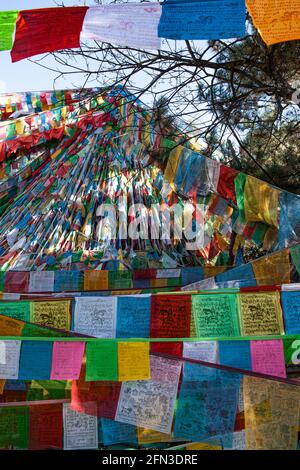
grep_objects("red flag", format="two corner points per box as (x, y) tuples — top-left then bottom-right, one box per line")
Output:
(11, 7), (88, 62)
(217, 165), (238, 204)
(28, 404), (63, 450)
(150, 294), (191, 338)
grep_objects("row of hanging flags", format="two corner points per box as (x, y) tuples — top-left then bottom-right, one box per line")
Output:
(0, 300), (299, 450)
(0, 348), (299, 450)
(0, 242), (297, 293)
(0, 0), (299, 62)
(1, 86), (300, 449)
(1, 287), (300, 338)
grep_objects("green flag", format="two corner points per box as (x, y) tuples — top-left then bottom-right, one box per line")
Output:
(0, 11), (19, 51)
(0, 406), (29, 449)
(290, 245), (300, 275)
(86, 341), (118, 381)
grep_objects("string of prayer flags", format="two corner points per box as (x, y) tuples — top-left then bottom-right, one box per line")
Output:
(1, 334), (296, 385)
(238, 291), (284, 336)
(0, 343), (298, 449)
(11, 7), (89, 62)
(158, 0), (246, 40)
(81, 4), (162, 50)
(2, 286), (300, 341)
(1, 3), (300, 62)
(0, 78), (299, 278)
(246, 0), (300, 46)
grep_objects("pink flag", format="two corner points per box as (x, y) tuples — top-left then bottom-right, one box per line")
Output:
(50, 341), (85, 380)
(250, 340), (286, 378)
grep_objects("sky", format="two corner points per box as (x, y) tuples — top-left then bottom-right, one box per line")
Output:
(0, 0), (97, 93)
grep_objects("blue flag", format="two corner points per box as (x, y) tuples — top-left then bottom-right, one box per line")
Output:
(158, 0), (246, 40)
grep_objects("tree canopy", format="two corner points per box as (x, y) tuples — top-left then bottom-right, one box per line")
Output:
(38, 2), (300, 192)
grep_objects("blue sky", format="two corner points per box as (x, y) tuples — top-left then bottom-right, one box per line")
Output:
(0, 0), (96, 93)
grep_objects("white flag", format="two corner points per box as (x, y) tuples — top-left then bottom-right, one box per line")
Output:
(81, 4), (161, 50)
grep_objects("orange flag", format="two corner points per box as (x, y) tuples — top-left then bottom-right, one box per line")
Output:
(246, 0), (300, 46)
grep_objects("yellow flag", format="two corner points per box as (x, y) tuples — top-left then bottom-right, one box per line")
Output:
(112, 290), (141, 296)
(164, 146), (182, 184)
(246, 0), (300, 46)
(244, 176), (280, 228)
(238, 291), (284, 336)
(186, 442), (222, 450)
(252, 249), (290, 285)
(0, 315), (24, 336)
(30, 300), (71, 330)
(244, 376), (300, 450)
(84, 270), (108, 291)
(150, 278), (168, 288)
(118, 342), (150, 381)
(15, 119), (24, 135)
(137, 427), (173, 444)
(215, 232), (229, 251)
(5, 99), (12, 113)
(204, 266), (227, 278)
(0, 380), (5, 394)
